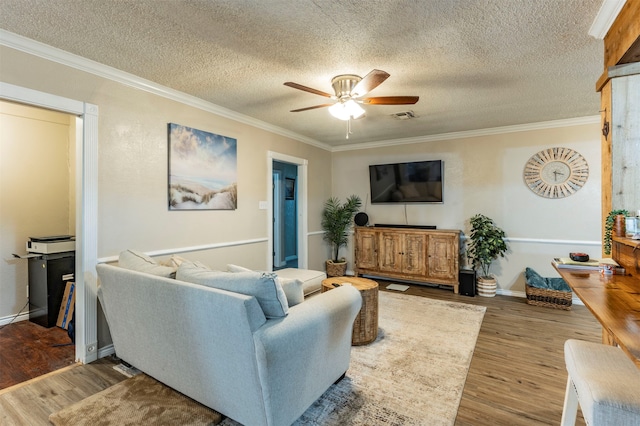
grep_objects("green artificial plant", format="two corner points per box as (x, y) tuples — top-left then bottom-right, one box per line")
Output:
(604, 209), (629, 255)
(321, 195), (362, 262)
(468, 214), (508, 279)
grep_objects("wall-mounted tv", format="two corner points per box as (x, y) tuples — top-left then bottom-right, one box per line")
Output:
(369, 160), (443, 204)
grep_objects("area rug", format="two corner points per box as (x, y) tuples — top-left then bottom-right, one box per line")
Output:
(49, 372), (222, 425)
(223, 291), (487, 425)
(50, 292), (485, 426)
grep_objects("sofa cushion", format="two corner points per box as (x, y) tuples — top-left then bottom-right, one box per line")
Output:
(160, 254), (190, 269)
(119, 249), (176, 278)
(178, 262), (289, 318)
(227, 264), (304, 306)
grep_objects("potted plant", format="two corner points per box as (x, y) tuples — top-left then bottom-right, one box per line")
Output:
(467, 214), (508, 297)
(321, 195), (362, 277)
(604, 209), (629, 255)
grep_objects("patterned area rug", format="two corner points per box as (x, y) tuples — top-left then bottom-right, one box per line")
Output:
(223, 291), (487, 425)
(49, 373), (222, 425)
(50, 292), (485, 426)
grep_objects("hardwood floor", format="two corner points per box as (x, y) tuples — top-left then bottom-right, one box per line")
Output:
(0, 357), (125, 425)
(0, 283), (600, 425)
(377, 282), (598, 426)
(0, 320), (76, 389)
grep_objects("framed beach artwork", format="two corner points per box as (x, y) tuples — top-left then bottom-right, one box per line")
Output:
(168, 123), (237, 210)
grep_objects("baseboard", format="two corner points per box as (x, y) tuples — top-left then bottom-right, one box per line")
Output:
(497, 288), (584, 306)
(0, 312), (29, 327)
(98, 344), (115, 359)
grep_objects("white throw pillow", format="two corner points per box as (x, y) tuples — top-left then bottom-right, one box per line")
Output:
(278, 277), (304, 307)
(226, 264), (304, 307)
(161, 254), (190, 268)
(118, 249), (176, 278)
(178, 262), (289, 318)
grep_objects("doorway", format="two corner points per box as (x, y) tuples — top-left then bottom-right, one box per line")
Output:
(1, 81), (99, 366)
(267, 152), (308, 271)
(272, 162), (298, 270)
(0, 100), (77, 388)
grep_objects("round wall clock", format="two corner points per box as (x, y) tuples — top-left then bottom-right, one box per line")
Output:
(523, 147), (589, 198)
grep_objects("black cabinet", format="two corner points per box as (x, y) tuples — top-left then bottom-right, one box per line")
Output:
(28, 252), (75, 327)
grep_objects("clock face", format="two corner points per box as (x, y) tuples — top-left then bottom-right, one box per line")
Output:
(524, 148), (589, 198)
(540, 161), (571, 184)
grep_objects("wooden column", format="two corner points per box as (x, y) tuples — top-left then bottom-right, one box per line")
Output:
(597, 0), (640, 256)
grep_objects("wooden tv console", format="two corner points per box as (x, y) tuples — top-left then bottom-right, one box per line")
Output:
(354, 226), (460, 293)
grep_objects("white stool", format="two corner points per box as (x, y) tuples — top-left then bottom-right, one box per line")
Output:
(562, 339), (640, 425)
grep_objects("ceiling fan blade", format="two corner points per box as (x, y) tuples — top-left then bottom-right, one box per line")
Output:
(284, 82), (333, 98)
(352, 69), (390, 97)
(361, 96), (419, 105)
(290, 103), (334, 112)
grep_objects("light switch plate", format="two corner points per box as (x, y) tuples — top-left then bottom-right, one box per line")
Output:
(258, 201), (268, 210)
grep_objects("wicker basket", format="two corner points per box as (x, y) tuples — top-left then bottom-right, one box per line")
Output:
(325, 260), (347, 277)
(525, 284), (572, 310)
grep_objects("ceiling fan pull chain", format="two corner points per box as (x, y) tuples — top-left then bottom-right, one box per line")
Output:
(346, 117), (351, 139)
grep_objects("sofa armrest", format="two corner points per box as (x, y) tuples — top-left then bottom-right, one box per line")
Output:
(250, 285), (362, 426)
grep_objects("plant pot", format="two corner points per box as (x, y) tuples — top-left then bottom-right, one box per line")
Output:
(614, 214), (626, 237)
(326, 259), (347, 277)
(477, 276), (497, 297)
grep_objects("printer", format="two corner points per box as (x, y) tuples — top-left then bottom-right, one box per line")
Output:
(27, 235), (76, 254)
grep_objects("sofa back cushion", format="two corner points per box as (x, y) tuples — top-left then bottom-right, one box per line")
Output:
(118, 249), (177, 278)
(177, 262), (289, 318)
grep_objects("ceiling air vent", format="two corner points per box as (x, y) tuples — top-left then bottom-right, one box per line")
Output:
(391, 111), (416, 120)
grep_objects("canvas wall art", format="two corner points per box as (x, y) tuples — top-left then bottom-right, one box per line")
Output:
(168, 123), (237, 210)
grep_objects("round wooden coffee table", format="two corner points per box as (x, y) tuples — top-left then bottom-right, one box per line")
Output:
(322, 276), (379, 345)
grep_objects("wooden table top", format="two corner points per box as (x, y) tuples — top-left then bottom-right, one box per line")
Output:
(554, 265), (640, 368)
(321, 276), (378, 292)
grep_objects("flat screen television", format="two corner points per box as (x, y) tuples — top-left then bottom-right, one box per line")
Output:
(369, 160), (443, 204)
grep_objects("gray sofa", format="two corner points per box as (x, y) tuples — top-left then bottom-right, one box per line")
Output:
(96, 262), (362, 426)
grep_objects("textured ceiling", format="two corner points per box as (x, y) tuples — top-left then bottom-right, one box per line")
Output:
(0, 0), (604, 147)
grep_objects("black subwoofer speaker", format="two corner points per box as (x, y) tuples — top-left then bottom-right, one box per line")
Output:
(354, 212), (369, 226)
(459, 269), (476, 297)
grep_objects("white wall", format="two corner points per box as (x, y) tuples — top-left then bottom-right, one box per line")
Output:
(0, 100), (75, 320)
(331, 122), (601, 294)
(0, 39), (601, 341)
(0, 44), (334, 341)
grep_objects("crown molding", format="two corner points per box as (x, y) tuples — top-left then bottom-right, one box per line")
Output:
(332, 115), (600, 152)
(0, 29), (602, 155)
(0, 29), (331, 151)
(588, 0), (626, 39)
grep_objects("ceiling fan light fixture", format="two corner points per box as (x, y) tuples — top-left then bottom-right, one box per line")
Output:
(329, 99), (365, 120)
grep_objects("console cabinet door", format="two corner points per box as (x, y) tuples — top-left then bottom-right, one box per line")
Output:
(426, 234), (458, 281)
(379, 232), (403, 273)
(403, 232), (427, 275)
(355, 228), (378, 271)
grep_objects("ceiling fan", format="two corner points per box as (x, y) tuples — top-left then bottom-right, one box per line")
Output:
(284, 69), (419, 138)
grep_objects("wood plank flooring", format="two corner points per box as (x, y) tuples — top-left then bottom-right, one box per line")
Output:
(377, 282), (598, 426)
(0, 357), (126, 425)
(0, 321), (76, 389)
(0, 283), (600, 425)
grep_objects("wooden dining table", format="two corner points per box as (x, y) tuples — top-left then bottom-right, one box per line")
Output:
(554, 264), (640, 368)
